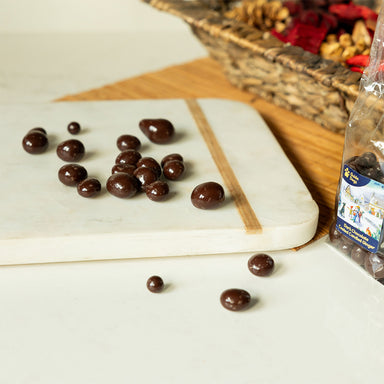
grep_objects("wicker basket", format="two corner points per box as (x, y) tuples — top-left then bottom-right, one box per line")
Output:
(142, 0), (364, 133)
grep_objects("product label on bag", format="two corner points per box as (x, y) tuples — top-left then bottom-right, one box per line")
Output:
(336, 165), (384, 252)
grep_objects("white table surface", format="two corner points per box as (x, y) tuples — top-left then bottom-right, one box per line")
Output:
(1, 3), (383, 383)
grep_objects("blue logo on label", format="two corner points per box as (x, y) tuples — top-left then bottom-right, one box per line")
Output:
(343, 165), (371, 187)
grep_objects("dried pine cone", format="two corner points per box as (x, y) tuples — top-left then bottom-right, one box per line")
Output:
(200, 0), (235, 11)
(225, 0), (290, 32)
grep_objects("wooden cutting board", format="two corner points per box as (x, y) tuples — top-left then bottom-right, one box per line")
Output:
(0, 99), (318, 265)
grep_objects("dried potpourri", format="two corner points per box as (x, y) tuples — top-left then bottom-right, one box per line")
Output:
(225, 0), (379, 71)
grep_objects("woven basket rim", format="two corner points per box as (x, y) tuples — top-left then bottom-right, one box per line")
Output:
(143, 0), (361, 98)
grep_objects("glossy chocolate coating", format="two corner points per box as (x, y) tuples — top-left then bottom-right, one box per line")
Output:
(351, 245), (368, 266)
(220, 289), (251, 311)
(115, 149), (142, 166)
(163, 160), (185, 181)
(111, 164), (136, 176)
(191, 182), (225, 209)
(136, 157), (162, 178)
(339, 237), (354, 255)
(139, 118), (175, 144)
(56, 139), (85, 162)
(146, 181), (169, 202)
(248, 253), (275, 276)
(67, 121), (81, 135)
(58, 164), (88, 186)
(161, 153), (183, 168)
(328, 221), (342, 245)
(146, 276), (164, 293)
(22, 131), (48, 154)
(29, 127), (47, 135)
(106, 173), (138, 198)
(77, 178), (101, 197)
(116, 134), (141, 151)
(133, 167), (158, 191)
(365, 254), (384, 279)
(346, 152), (384, 182)
(344, 156), (358, 171)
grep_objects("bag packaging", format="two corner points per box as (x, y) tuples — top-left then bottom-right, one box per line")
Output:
(330, 5), (384, 282)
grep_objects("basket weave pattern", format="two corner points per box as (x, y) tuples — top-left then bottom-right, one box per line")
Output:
(143, 0), (364, 133)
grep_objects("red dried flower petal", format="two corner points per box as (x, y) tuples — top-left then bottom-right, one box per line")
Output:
(346, 54), (369, 67)
(349, 66), (364, 73)
(299, 10), (320, 26)
(283, 1), (302, 15)
(285, 23), (328, 54)
(329, 3), (378, 22)
(320, 11), (338, 32)
(271, 29), (288, 43)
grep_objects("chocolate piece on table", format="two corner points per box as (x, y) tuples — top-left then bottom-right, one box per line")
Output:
(220, 288), (251, 311)
(67, 121), (81, 135)
(247, 253), (275, 276)
(106, 173), (138, 198)
(116, 134), (141, 151)
(133, 167), (158, 191)
(163, 160), (184, 181)
(191, 181), (225, 209)
(22, 130), (48, 154)
(111, 164), (136, 176)
(115, 149), (142, 166)
(56, 139), (85, 162)
(77, 178), (101, 198)
(139, 118), (175, 144)
(58, 164), (88, 186)
(161, 153), (183, 168)
(146, 276), (164, 293)
(136, 157), (162, 178)
(145, 181), (169, 202)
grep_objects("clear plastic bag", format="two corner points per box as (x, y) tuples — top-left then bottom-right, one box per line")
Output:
(330, 5), (384, 281)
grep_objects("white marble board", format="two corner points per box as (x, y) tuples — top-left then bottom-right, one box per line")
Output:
(0, 99), (318, 265)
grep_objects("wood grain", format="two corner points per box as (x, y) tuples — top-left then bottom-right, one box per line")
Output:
(57, 57), (345, 242)
(185, 98), (262, 233)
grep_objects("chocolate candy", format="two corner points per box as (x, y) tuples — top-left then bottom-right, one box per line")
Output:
(346, 152), (384, 182)
(111, 164), (136, 176)
(139, 118), (175, 144)
(106, 173), (138, 198)
(67, 121), (81, 135)
(220, 288), (251, 311)
(191, 182), (225, 209)
(146, 181), (169, 202)
(116, 134), (141, 151)
(339, 237), (354, 255)
(77, 178), (101, 198)
(328, 221), (342, 247)
(29, 127), (47, 135)
(56, 139), (85, 162)
(133, 167), (158, 191)
(146, 276), (164, 293)
(161, 153), (183, 168)
(248, 253), (274, 276)
(136, 157), (162, 178)
(163, 160), (185, 181)
(22, 130), (48, 154)
(365, 254), (384, 279)
(356, 152), (377, 168)
(351, 245), (368, 266)
(58, 164), (88, 186)
(115, 149), (142, 166)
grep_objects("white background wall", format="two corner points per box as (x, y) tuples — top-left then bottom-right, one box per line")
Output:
(0, 0), (206, 102)
(0, 0), (184, 32)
